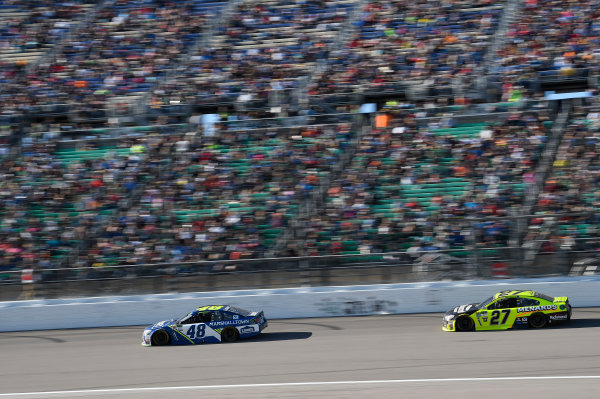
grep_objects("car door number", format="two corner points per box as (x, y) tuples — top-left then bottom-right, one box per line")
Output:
(490, 309), (510, 325)
(185, 324), (206, 339)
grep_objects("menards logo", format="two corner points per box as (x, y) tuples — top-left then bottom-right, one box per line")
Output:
(517, 305), (557, 312)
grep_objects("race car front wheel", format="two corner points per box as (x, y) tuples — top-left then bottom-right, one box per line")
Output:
(221, 327), (239, 343)
(151, 330), (171, 346)
(455, 316), (474, 332)
(528, 313), (548, 328)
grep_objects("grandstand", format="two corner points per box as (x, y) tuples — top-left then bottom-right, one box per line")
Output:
(1, 0), (599, 299)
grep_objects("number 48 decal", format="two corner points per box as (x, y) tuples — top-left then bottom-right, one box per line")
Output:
(185, 324), (206, 339)
(490, 309), (510, 325)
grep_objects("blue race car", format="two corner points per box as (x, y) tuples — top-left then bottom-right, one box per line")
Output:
(142, 305), (268, 346)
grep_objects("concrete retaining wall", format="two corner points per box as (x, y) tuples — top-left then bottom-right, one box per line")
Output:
(1, 277), (599, 332)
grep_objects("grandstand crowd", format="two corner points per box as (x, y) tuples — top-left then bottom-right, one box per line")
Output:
(1, 0), (600, 282)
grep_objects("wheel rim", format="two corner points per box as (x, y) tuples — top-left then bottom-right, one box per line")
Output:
(456, 317), (473, 331)
(222, 328), (238, 342)
(152, 331), (169, 345)
(529, 314), (546, 328)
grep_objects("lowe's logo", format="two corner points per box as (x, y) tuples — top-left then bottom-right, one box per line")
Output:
(517, 305), (557, 312)
(240, 326), (255, 333)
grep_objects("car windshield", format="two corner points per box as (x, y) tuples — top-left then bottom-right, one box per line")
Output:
(176, 313), (191, 324)
(477, 296), (495, 309)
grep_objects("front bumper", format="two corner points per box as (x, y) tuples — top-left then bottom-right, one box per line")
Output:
(442, 319), (456, 332)
(141, 329), (152, 346)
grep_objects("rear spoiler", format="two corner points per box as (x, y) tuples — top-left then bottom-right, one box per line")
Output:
(553, 297), (568, 303)
(251, 311), (265, 322)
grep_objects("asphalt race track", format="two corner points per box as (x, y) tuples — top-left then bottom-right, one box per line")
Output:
(1, 309), (600, 398)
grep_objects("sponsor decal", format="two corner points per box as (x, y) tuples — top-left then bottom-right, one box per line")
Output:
(549, 314), (568, 320)
(453, 304), (474, 313)
(475, 312), (488, 324)
(197, 305), (224, 311)
(427, 289), (441, 306)
(517, 305), (557, 312)
(209, 320), (250, 327)
(240, 326), (255, 333)
(315, 297), (398, 315)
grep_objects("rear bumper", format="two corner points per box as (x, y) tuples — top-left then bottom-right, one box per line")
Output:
(548, 311), (571, 323)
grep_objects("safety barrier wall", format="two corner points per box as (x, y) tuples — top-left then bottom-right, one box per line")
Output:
(1, 277), (599, 332)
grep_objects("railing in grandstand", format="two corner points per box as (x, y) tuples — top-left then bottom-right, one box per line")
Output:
(2, 243), (596, 301)
(0, 97), (557, 130)
(217, 112), (359, 130)
(71, 112), (354, 138)
(536, 67), (593, 82)
(35, 112), (361, 145)
(47, 123), (191, 142)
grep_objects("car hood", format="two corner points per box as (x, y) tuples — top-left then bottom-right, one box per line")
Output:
(147, 318), (178, 329)
(445, 303), (479, 316)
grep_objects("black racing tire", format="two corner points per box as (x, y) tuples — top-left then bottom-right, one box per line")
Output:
(528, 313), (548, 328)
(151, 330), (171, 346)
(455, 316), (475, 332)
(221, 327), (239, 343)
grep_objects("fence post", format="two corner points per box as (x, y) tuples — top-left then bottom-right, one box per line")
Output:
(19, 268), (35, 300)
(299, 259), (311, 287)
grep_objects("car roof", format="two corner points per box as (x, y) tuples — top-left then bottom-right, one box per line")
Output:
(194, 305), (228, 313)
(493, 290), (538, 299)
(192, 305), (249, 314)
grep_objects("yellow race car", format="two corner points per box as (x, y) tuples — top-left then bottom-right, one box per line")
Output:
(442, 290), (572, 331)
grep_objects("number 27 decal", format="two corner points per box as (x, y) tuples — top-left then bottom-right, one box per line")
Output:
(490, 309), (510, 325)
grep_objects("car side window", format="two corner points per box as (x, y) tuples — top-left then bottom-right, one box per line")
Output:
(183, 313), (212, 324)
(220, 312), (233, 321)
(212, 312), (223, 322)
(200, 312), (212, 323)
(182, 314), (201, 324)
(518, 298), (540, 307)
(492, 298), (517, 309)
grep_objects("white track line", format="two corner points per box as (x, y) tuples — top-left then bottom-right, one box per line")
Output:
(2, 376), (600, 397)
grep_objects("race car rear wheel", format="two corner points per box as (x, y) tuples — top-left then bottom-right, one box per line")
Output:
(151, 330), (171, 346)
(455, 316), (474, 332)
(528, 313), (548, 328)
(221, 327), (239, 343)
